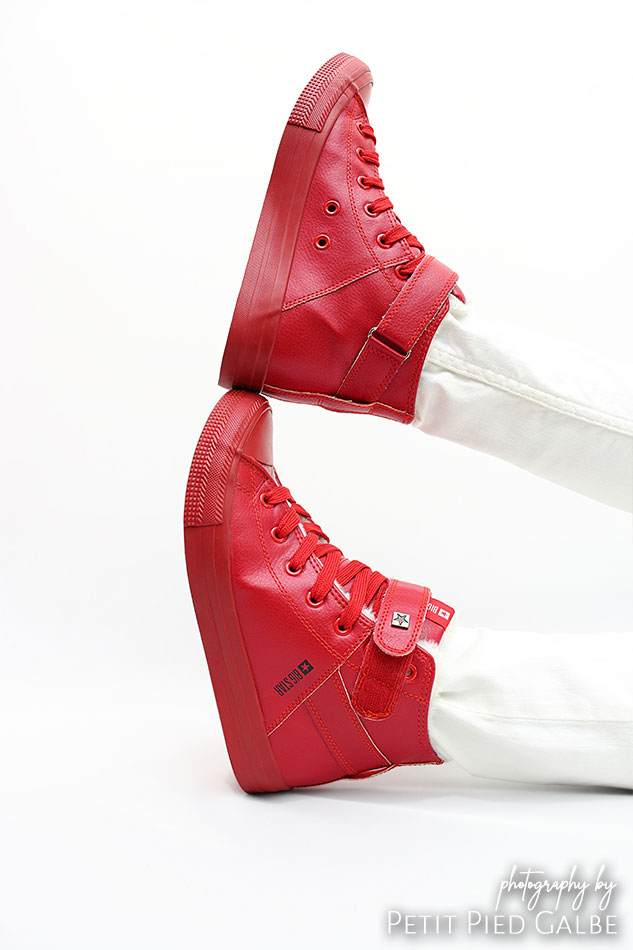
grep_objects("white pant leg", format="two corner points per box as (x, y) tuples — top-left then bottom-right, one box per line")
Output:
(415, 297), (633, 512)
(426, 627), (633, 789)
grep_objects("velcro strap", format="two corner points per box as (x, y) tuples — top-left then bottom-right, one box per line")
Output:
(352, 580), (431, 720)
(373, 579), (431, 655)
(336, 256), (459, 404)
(351, 642), (411, 720)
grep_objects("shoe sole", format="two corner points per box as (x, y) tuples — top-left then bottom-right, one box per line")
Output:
(184, 389), (290, 793)
(218, 52), (372, 392)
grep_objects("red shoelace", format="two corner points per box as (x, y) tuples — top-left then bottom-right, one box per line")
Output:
(357, 121), (425, 278)
(262, 485), (388, 634)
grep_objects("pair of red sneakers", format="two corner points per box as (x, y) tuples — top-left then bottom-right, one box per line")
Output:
(185, 54), (461, 792)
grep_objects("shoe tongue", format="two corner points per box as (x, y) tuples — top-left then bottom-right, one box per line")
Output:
(242, 404), (274, 467)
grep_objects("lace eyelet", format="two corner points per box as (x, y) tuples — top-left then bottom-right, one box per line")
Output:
(394, 263), (409, 280)
(314, 234), (330, 250)
(356, 120), (367, 135)
(285, 562), (302, 576)
(323, 200), (340, 216)
(406, 664), (417, 681)
(260, 492), (274, 508)
(306, 591), (324, 608)
(334, 618), (352, 636)
(363, 202), (378, 218)
(377, 234), (390, 248)
(357, 175), (371, 190)
(271, 526), (286, 543)
(356, 146), (366, 162)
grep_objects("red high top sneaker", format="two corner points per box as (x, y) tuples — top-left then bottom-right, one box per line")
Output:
(184, 390), (455, 792)
(219, 53), (463, 425)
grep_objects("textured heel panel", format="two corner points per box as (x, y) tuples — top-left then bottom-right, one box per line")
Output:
(288, 52), (371, 132)
(184, 390), (269, 528)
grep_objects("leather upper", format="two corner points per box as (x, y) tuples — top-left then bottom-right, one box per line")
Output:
(263, 94), (460, 423)
(230, 446), (447, 787)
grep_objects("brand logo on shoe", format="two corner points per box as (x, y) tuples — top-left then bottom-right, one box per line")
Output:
(273, 659), (314, 696)
(391, 612), (410, 629)
(425, 599), (455, 628)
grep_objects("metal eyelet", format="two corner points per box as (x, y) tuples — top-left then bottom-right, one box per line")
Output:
(314, 234), (330, 250)
(260, 492), (274, 508)
(394, 263), (409, 279)
(285, 562), (302, 576)
(271, 526), (286, 543)
(406, 664), (417, 681)
(357, 176), (371, 190)
(334, 618), (352, 636)
(306, 591), (324, 608)
(356, 120), (367, 135)
(377, 234), (390, 248)
(356, 147), (366, 162)
(323, 200), (340, 216)
(364, 202), (378, 217)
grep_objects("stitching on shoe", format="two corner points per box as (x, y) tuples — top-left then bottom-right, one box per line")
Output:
(282, 259), (408, 312)
(337, 341), (401, 402)
(261, 383), (410, 421)
(345, 651), (431, 705)
(404, 314), (444, 417)
(306, 698), (355, 773)
(334, 670), (391, 766)
(267, 640), (371, 736)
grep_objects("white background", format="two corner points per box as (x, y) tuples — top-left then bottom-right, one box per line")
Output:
(1, 1), (632, 947)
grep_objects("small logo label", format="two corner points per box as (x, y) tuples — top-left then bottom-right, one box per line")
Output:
(273, 659), (314, 696)
(424, 598), (455, 631)
(391, 612), (410, 629)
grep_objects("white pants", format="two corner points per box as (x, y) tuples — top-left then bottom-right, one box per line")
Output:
(416, 298), (633, 789)
(416, 296), (633, 513)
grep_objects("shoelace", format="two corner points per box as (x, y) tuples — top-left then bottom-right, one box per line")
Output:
(262, 485), (388, 634)
(357, 121), (425, 278)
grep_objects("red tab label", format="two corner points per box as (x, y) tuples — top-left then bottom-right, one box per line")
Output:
(425, 598), (454, 629)
(420, 598), (455, 644)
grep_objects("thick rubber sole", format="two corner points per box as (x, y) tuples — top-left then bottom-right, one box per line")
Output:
(184, 389), (289, 793)
(218, 52), (373, 393)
